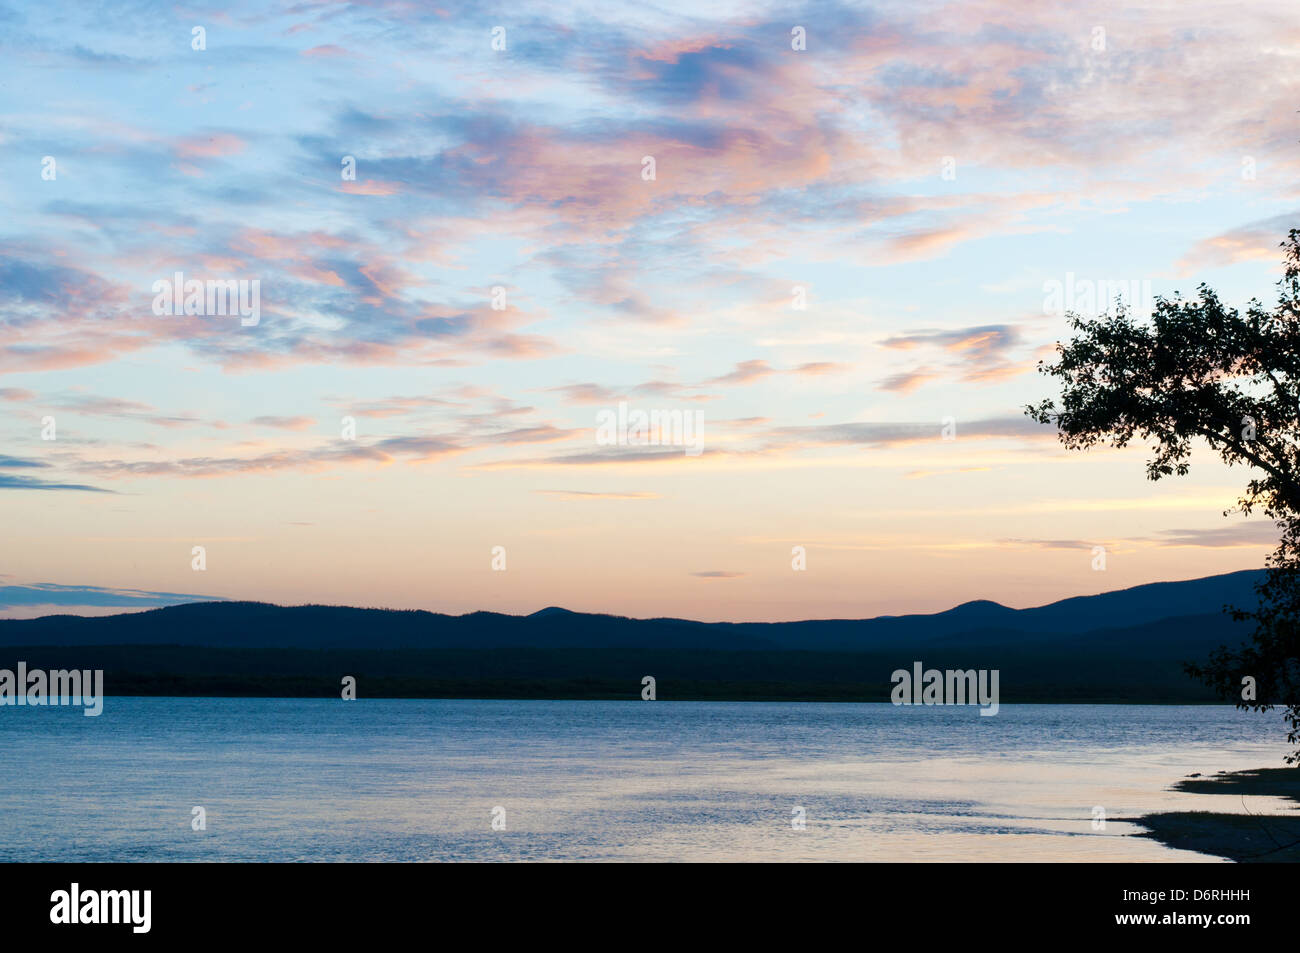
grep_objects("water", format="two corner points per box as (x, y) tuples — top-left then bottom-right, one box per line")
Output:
(0, 699), (1291, 862)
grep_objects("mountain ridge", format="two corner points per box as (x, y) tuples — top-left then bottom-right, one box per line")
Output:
(0, 569), (1264, 652)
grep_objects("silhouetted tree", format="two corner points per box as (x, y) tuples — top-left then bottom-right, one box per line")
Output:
(1028, 230), (1300, 762)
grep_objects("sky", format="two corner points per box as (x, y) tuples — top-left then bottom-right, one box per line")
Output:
(1, 0), (1298, 621)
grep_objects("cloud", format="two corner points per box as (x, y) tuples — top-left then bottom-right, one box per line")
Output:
(482, 425), (575, 445)
(0, 474), (114, 492)
(793, 362), (850, 376)
(1149, 524), (1281, 548)
(475, 446), (713, 470)
(7, 2), (1291, 390)
(549, 380), (716, 405)
(172, 132), (246, 160)
(1002, 522), (1281, 550)
(77, 434), (465, 479)
(0, 455), (48, 469)
(472, 412), (1052, 471)
(53, 394), (201, 428)
(764, 415), (1050, 451)
(0, 583), (221, 610)
(340, 179), (403, 196)
(999, 538), (1099, 550)
(0, 454), (111, 492)
(339, 394), (462, 418)
(251, 415), (316, 430)
(706, 360), (779, 386)
(882, 325), (1023, 360)
(878, 325), (1030, 389)
(878, 368), (940, 393)
(550, 383), (625, 405)
(1178, 213), (1299, 274)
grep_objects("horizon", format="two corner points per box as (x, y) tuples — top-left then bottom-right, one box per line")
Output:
(0, 566), (1265, 624)
(3, 1), (1296, 622)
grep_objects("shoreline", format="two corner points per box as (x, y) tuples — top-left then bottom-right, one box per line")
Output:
(1134, 768), (1300, 862)
(0, 687), (1242, 703)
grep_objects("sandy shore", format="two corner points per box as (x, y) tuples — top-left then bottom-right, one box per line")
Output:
(1135, 768), (1300, 862)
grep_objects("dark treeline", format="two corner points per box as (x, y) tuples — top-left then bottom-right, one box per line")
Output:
(0, 643), (1220, 702)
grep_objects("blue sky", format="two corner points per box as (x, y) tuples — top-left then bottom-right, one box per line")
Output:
(1, 0), (1297, 620)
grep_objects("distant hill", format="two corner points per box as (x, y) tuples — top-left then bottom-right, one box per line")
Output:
(0, 571), (1264, 701)
(0, 569), (1263, 652)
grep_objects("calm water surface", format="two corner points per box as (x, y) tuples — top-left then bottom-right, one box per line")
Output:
(0, 699), (1291, 862)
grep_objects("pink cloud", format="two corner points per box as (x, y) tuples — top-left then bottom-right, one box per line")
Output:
(302, 44), (349, 58)
(173, 133), (246, 160)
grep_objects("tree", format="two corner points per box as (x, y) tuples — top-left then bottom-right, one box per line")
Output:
(1027, 230), (1300, 762)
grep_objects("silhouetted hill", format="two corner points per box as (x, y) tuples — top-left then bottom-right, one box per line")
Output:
(0, 569), (1263, 653)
